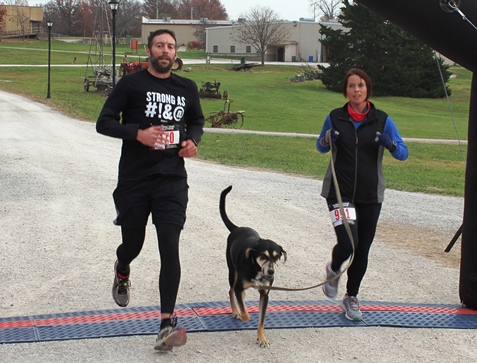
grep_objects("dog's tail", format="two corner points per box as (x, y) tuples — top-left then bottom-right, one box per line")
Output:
(220, 185), (239, 232)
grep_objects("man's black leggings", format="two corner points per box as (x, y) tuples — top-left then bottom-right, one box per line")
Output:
(115, 223), (182, 314)
(328, 202), (382, 297)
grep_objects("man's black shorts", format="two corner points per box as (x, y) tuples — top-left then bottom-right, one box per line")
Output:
(112, 175), (189, 228)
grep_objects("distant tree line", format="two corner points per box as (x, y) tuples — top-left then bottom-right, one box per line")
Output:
(41, 0), (227, 38)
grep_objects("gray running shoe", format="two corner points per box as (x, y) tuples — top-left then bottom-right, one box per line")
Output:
(322, 262), (340, 299)
(154, 322), (187, 351)
(341, 294), (363, 321)
(112, 261), (130, 307)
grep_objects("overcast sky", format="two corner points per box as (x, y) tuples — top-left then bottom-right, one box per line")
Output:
(26, 0), (317, 22)
(219, 0), (315, 21)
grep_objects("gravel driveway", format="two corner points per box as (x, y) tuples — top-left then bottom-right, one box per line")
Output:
(0, 90), (475, 362)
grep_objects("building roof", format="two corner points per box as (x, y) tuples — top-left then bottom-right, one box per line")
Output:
(142, 17), (232, 26)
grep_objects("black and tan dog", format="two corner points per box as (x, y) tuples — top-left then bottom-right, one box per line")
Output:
(220, 185), (287, 347)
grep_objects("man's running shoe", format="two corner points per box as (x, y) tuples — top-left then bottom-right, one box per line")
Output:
(341, 294), (363, 321)
(154, 318), (187, 351)
(112, 260), (130, 307)
(322, 262), (340, 299)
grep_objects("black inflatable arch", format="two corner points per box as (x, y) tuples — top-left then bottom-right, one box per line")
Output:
(357, 0), (477, 309)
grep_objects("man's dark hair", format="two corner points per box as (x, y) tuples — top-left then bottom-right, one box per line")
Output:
(342, 68), (373, 100)
(147, 29), (177, 50)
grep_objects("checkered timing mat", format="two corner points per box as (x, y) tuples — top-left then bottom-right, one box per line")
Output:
(1, 300), (476, 344)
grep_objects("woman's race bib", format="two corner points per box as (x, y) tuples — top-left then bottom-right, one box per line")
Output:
(329, 202), (356, 227)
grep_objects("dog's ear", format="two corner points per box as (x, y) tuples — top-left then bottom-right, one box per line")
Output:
(245, 247), (256, 259)
(280, 248), (287, 263)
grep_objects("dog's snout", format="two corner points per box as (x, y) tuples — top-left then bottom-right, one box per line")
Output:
(267, 267), (275, 276)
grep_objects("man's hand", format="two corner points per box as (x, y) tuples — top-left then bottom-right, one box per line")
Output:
(137, 125), (170, 149)
(178, 139), (198, 158)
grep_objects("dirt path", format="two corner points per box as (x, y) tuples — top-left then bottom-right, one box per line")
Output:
(0, 90), (474, 363)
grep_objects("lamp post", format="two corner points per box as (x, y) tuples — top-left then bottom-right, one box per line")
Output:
(109, 0), (119, 88)
(46, 20), (53, 99)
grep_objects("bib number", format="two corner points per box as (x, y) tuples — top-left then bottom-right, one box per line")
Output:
(329, 203), (356, 227)
(152, 128), (180, 150)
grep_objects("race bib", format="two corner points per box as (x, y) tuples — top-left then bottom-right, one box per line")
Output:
(329, 203), (356, 227)
(152, 125), (180, 150)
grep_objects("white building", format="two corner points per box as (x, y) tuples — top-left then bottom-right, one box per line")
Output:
(205, 20), (343, 63)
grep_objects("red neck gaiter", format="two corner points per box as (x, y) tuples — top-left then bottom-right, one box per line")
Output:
(348, 102), (370, 121)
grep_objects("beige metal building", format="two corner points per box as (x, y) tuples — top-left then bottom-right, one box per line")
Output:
(205, 20), (343, 63)
(0, 5), (43, 38)
(141, 17), (232, 47)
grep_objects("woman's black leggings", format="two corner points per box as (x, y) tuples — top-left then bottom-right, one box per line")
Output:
(116, 223), (182, 315)
(328, 201), (382, 297)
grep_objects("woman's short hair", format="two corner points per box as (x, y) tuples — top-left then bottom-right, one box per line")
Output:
(342, 68), (372, 100)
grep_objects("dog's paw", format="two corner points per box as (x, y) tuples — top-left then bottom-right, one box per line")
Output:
(232, 313), (241, 320)
(256, 337), (270, 348)
(241, 312), (251, 321)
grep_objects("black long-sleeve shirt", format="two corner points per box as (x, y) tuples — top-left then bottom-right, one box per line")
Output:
(96, 69), (204, 180)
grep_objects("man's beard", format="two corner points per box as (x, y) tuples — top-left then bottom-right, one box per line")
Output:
(149, 54), (174, 73)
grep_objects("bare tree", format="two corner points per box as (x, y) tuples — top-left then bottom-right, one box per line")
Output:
(143, 0), (178, 20)
(43, 0), (81, 36)
(2, 0), (28, 5)
(0, 6), (7, 39)
(235, 6), (288, 65)
(176, 0), (227, 20)
(0, 1), (29, 37)
(115, 0), (142, 37)
(12, 4), (31, 37)
(310, 0), (342, 21)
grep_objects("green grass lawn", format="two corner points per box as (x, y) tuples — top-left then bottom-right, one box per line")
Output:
(0, 38), (470, 197)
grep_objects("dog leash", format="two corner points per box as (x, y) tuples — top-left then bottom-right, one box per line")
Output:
(257, 129), (356, 292)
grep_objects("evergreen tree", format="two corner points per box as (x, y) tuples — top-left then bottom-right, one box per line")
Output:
(318, 0), (451, 98)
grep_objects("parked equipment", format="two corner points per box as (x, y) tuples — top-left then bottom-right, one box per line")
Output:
(199, 79), (228, 100)
(205, 99), (244, 129)
(119, 58), (183, 76)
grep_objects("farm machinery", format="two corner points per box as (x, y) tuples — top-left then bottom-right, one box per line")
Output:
(118, 57), (183, 76)
(84, 57), (184, 94)
(199, 80), (228, 100)
(118, 60), (149, 76)
(205, 99), (244, 129)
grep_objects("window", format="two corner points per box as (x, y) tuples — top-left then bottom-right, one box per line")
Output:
(213, 45), (218, 53)
(246, 46), (251, 53)
(230, 46), (235, 53)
